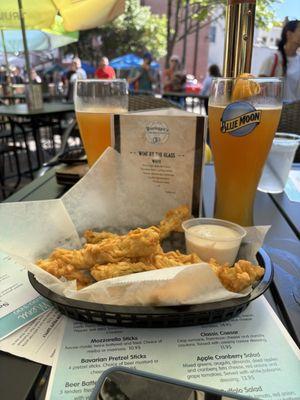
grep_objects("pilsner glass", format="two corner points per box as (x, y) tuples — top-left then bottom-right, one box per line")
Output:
(208, 77), (283, 226)
(74, 79), (128, 166)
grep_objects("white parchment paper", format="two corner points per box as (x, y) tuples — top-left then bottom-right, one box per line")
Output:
(0, 148), (267, 307)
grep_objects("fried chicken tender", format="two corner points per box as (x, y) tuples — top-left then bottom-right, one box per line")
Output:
(91, 250), (201, 281)
(140, 250), (201, 268)
(91, 262), (157, 281)
(209, 259), (265, 293)
(36, 259), (94, 289)
(84, 230), (118, 244)
(38, 227), (161, 271)
(84, 205), (190, 244)
(158, 205), (190, 240)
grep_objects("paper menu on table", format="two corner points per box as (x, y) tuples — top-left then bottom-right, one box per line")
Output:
(45, 296), (300, 400)
(0, 251), (52, 340)
(114, 109), (206, 216)
(0, 308), (63, 365)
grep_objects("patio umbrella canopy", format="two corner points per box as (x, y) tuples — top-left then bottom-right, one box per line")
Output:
(0, 28), (78, 53)
(0, 0), (125, 31)
(110, 53), (160, 70)
(0, 0), (125, 103)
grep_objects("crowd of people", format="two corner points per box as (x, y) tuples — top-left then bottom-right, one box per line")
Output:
(0, 19), (299, 103)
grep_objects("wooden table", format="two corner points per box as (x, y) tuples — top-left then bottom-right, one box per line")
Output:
(1, 165), (299, 399)
(0, 103), (75, 168)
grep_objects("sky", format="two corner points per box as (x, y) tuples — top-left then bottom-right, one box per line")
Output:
(272, 0), (300, 21)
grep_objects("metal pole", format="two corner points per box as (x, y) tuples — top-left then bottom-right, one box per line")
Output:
(0, 30), (12, 86)
(182, 0), (190, 68)
(17, 0), (32, 83)
(223, 0), (256, 77)
(193, 19), (200, 76)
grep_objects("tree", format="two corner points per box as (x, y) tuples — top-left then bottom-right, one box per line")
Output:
(166, 0), (282, 67)
(62, 0), (167, 64)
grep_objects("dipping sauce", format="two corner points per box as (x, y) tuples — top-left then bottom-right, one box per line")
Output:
(183, 222), (246, 265)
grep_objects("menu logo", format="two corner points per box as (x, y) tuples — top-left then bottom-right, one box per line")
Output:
(145, 121), (169, 144)
(221, 101), (261, 137)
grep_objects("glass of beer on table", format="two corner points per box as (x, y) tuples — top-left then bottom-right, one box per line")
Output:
(208, 77), (283, 226)
(75, 79), (128, 166)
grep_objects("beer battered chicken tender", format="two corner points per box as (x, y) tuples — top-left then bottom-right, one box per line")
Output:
(84, 205), (190, 244)
(39, 227), (160, 271)
(35, 205), (264, 293)
(157, 204), (190, 239)
(209, 259), (265, 292)
(91, 251), (202, 281)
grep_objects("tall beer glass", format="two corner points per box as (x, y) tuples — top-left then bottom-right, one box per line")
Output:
(75, 79), (128, 166)
(209, 77), (283, 226)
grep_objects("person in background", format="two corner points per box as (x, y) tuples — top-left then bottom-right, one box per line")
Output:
(65, 57), (87, 101)
(70, 57), (87, 82)
(30, 68), (42, 84)
(200, 64), (221, 96)
(11, 66), (24, 84)
(95, 57), (116, 79)
(163, 55), (184, 92)
(128, 52), (156, 93)
(259, 19), (300, 102)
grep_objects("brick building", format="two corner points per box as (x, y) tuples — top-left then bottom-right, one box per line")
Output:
(142, 1), (211, 81)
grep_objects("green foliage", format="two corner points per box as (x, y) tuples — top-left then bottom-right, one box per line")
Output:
(62, 0), (166, 63)
(99, 0), (167, 60)
(62, 0), (282, 64)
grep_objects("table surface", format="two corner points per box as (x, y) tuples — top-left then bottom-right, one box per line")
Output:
(0, 102), (74, 116)
(1, 164), (300, 400)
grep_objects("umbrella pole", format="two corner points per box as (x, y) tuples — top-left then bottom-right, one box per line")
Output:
(0, 30), (12, 88)
(17, 0), (32, 84)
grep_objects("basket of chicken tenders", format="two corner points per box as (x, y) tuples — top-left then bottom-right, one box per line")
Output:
(0, 146), (272, 328)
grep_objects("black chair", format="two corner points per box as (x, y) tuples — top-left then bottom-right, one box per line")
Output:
(277, 100), (300, 162)
(0, 117), (34, 200)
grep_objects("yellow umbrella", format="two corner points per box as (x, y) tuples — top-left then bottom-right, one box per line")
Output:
(0, 0), (124, 89)
(0, 0), (125, 31)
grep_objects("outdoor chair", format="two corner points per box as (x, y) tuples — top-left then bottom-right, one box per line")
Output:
(0, 118), (34, 200)
(277, 100), (300, 162)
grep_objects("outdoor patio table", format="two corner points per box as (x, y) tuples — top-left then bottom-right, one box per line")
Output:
(0, 102), (75, 168)
(1, 163), (299, 399)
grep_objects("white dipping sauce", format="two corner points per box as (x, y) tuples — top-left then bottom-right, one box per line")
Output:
(185, 224), (242, 265)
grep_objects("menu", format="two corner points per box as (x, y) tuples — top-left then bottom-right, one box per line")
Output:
(114, 109), (206, 215)
(46, 296), (300, 400)
(0, 251), (52, 339)
(0, 308), (63, 365)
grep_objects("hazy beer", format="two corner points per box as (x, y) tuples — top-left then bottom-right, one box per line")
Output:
(76, 109), (123, 166)
(75, 80), (128, 166)
(209, 103), (282, 226)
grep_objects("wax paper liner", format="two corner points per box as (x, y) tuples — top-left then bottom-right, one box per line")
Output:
(0, 148), (268, 306)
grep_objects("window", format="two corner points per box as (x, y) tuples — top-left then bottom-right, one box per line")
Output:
(209, 26), (216, 43)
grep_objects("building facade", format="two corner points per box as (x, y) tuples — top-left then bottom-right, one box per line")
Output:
(142, 0), (210, 80)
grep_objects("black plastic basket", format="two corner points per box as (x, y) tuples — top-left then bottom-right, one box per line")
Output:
(28, 248), (273, 328)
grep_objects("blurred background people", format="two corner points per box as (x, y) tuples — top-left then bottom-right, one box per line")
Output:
(70, 57), (87, 82)
(30, 68), (42, 84)
(95, 57), (116, 79)
(200, 64), (221, 115)
(65, 57), (87, 101)
(128, 52), (156, 93)
(200, 64), (221, 96)
(11, 66), (24, 84)
(163, 54), (185, 92)
(259, 19), (300, 102)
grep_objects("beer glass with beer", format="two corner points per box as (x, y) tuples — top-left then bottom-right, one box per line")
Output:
(209, 77), (283, 226)
(75, 79), (128, 166)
